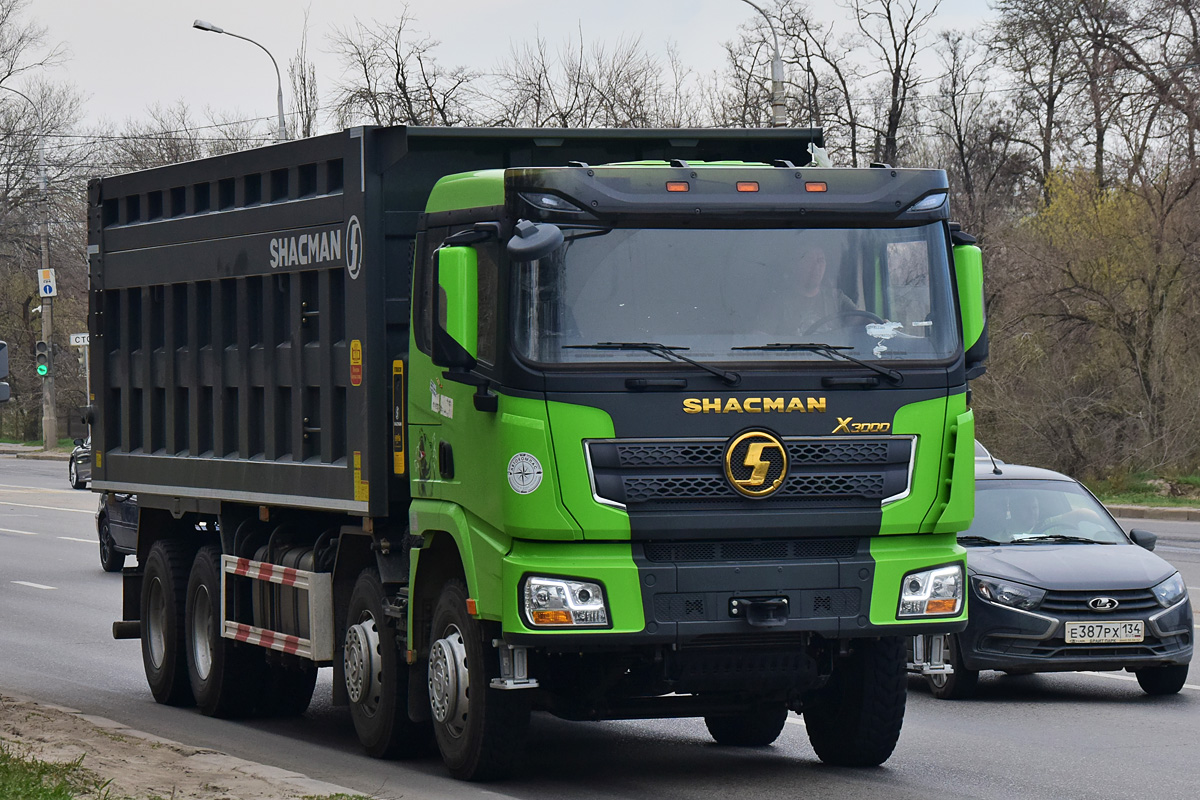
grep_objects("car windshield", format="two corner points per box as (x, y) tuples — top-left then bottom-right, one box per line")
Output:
(512, 223), (958, 365)
(962, 479), (1129, 546)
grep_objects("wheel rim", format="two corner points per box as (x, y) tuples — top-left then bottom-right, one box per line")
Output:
(147, 577), (167, 669)
(69, 461), (76, 483)
(428, 623), (469, 737)
(99, 523), (112, 562)
(190, 584), (214, 680)
(343, 613), (382, 712)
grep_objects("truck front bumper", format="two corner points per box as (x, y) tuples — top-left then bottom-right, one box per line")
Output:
(500, 534), (966, 649)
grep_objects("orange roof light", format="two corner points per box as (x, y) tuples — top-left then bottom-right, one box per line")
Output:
(666, 181), (690, 192)
(805, 182), (828, 192)
(736, 181), (759, 192)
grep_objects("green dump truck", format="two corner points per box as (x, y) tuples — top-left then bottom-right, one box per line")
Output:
(88, 126), (984, 780)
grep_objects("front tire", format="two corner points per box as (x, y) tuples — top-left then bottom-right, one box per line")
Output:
(99, 517), (125, 573)
(925, 634), (979, 700)
(141, 539), (195, 706)
(69, 458), (86, 489)
(429, 580), (531, 781)
(804, 637), (907, 767)
(1135, 664), (1188, 695)
(344, 569), (431, 758)
(705, 705), (789, 746)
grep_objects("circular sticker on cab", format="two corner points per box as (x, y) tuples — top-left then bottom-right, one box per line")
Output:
(507, 453), (543, 495)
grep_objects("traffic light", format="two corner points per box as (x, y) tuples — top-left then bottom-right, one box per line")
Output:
(0, 340), (10, 402)
(35, 340), (49, 377)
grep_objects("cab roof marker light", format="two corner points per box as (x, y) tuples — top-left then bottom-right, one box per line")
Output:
(908, 192), (948, 212)
(736, 182), (759, 193)
(804, 182), (828, 192)
(666, 181), (690, 193)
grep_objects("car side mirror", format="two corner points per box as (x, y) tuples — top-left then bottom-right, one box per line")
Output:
(73, 438), (84, 447)
(431, 246), (478, 369)
(507, 219), (563, 262)
(1129, 529), (1157, 551)
(952, 241), (987, 380)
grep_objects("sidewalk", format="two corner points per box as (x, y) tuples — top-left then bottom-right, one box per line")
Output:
(0, 442), (71, 460)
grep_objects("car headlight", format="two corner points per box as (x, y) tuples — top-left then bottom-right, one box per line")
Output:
(523, 576), (609, 628)
(973, 576), (1046, 611)
(898, 564), (964, 618)
(1152, 573), (1187, 608)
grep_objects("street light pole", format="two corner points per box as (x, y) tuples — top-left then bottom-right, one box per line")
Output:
(1, 84), (57, 449)
(192, 19), (289, 141)
(737, 0), (787, 127)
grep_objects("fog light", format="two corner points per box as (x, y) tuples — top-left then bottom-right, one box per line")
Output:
(523, 576), (609, 628)
(898, 564), (964, 618)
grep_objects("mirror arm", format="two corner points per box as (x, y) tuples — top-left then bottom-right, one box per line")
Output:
(442, 369), (498, 413)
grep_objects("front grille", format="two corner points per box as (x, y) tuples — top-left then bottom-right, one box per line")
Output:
(652, 589), (861, 622)
(588, 436), (912, 511)
(1040, 589), (1160, 614)
(643, 537), (858, 562)
(978, 632), (1190, 660)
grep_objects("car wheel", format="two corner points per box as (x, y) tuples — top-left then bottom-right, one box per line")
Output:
(1135, 664), (1189, 696)
(69, 458), (86, 489)
(140, 539), (196, 707)
(925, 634), (979, 700)
(98, 517), (124, 573)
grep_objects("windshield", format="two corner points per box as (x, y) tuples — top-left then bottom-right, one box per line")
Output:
(512, 223), (958, 365)
(961, 480), (1129, 546)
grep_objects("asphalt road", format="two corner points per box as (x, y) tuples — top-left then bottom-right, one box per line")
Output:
(2, 455), (1197, 800)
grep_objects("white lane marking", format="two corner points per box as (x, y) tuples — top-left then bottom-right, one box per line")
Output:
(0, 527), (39, 536)
(58, 536), (95, 544)
(1083, 671), (1200, 691)
(1188, 587), (1200, 595)
(0, 483), (81, 494)
(11, 581), (56, 590)
(0, 500), (93, 515)
(785, 716), (806, 728)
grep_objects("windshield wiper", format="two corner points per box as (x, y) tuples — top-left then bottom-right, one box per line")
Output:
(564, 342), (741, 386)
(731, 342), (902, 383)
(957, 535), (1003, 546)
(1013, 534), (1103, 545)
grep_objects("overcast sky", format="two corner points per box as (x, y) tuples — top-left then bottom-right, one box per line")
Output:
(34, 0), (994, 131)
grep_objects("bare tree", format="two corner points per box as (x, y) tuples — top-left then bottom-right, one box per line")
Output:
(328, 10), (480, 127)
(289, 8), (320, 138)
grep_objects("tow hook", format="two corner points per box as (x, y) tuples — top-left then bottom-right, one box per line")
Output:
(730, 597), (790, 628)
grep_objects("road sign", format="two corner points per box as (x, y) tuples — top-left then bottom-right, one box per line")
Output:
(70, 333), (89, 346)
(39, 269), (57, 298)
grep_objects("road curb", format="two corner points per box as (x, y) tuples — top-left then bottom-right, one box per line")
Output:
(1, 692), (369, 799)
(1106, 504), (1200, 522)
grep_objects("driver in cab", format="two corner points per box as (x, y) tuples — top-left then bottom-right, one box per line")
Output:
(764, 241), (859, 336)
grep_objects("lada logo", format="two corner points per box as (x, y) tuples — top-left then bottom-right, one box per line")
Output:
(1088, 596), (1119, 612)
(724, 430), (788, 499)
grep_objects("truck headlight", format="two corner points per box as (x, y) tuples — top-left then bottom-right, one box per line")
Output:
(523, 576), (609, 628)
(972, 576), (1045, 611)
(898, 564), (964, 618)
(1152, 573), (1186, 608)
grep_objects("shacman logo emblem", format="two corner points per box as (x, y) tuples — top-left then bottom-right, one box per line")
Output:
(724, 430), (788, 499)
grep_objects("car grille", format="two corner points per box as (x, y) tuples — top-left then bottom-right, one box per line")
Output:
(587, 436), (913, 511)
(652, 589), (862, 622)
(979, 632), (1191, 660)
(1039, 588), (1160, 614)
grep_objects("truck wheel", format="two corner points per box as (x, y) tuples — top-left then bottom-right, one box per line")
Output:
(186, 545), (260, 718)
(141, 539), (196, 707)
(345, 569), (432, 758)
(1135, 664), (1189, 695)
(804, 637), (907, 767)
(704, 705), (789, 746)
(925, 634), (979, 700)
(99, 517), (125, 573)
(429, 579), (531, 781)
(260, 663), (318, 716)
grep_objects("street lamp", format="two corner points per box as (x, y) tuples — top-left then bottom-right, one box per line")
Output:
(192, 19), (289, 141)
(737, 0), (787, 127)
(0, 83), (57, 449)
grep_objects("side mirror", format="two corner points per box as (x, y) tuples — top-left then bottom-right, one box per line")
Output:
(73, 438), (84, 447)
(1129, 529), (1157, 551)
(431, 246), (479, 369)
(952, 242), (988, 379)
(507, 220), (563, 262)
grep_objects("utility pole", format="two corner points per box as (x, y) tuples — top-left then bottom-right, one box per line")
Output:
(738, 0), (788, 127)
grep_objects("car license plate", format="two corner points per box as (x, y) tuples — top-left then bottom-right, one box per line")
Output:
(1064, 620), (1144, 644)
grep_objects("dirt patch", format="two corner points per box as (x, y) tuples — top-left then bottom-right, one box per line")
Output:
(0, 694), (363, 799)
